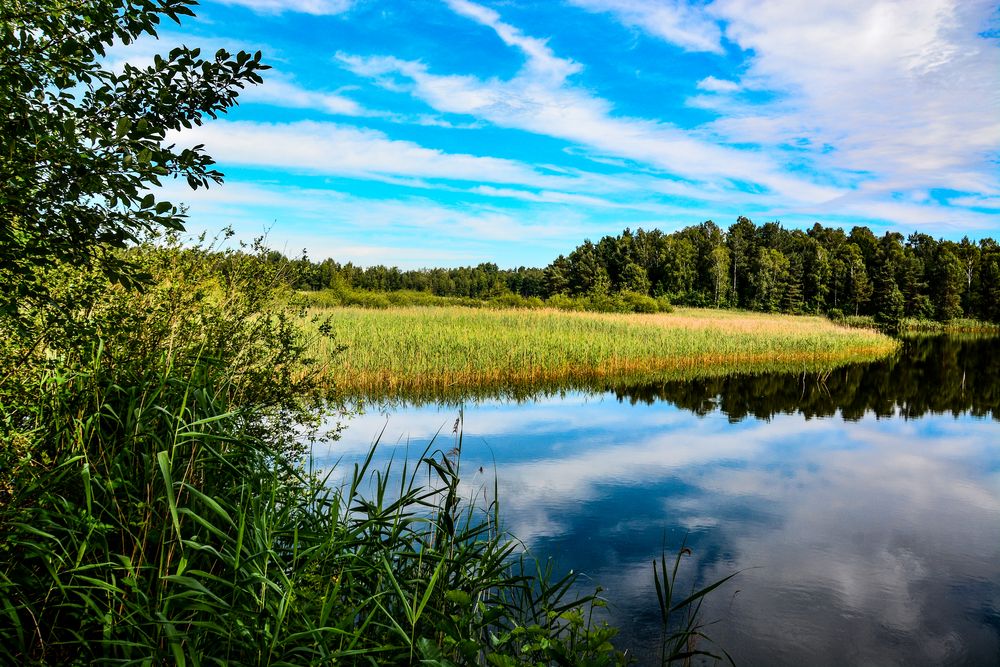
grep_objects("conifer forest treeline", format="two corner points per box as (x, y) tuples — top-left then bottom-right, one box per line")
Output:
(287, 219), (1000, 324)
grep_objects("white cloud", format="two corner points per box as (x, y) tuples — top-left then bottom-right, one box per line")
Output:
(469, 185), (637, 209)
(171, 120), (581, 189)
(705, 0), (1000, 194)
(211, 0), (354, 15)
(167, 117), (763, 219)
(545, 0), (1000, 230)
(159, 180), (601, 266)
(947, 195), (1000, 210)
(696, 75), (741, 93)
(567, 0), (725, 54)
(242, 75), (369, 116)
(444, 0), (582, 83)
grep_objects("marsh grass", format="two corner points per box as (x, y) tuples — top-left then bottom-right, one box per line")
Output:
(833, 314), (1000, 335)
(0, 354), (634, 665)
(304, 306), (899, 399)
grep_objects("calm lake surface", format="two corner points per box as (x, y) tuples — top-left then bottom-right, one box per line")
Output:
(314, 335), (1000, 665)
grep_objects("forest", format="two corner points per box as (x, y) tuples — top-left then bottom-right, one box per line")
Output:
(285, 219), (1000, 325)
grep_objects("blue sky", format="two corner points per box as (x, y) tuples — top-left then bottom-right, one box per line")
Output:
(125, 0), (1000, 267)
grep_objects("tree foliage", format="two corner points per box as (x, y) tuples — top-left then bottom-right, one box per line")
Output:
(0, 0), (267, 317)
(283, 219), (1000, 324)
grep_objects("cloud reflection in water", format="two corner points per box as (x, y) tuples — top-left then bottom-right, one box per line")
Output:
(319, 365), (1000, 665)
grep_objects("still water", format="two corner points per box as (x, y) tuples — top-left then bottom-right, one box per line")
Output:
(313, 336), (1000, 665)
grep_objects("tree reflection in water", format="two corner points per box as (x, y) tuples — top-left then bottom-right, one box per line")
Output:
(611, 335), (1000, 421)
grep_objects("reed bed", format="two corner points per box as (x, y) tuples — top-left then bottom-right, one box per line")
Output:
(305, 306), (899, 398)
(0, 356), (640, 665)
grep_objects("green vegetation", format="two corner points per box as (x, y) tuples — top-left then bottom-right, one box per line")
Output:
(834, 314), (1000, 334)
(281, 220), (1000, 327)
(299, 282), (673, 314)
(0, 237), (627, 664)
(1, 0), (266, 317)
(305, 305), (898, 400)
(1, 237), (739, 665)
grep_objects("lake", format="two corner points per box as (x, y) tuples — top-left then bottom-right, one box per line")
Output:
(313, 335), (1000, 665)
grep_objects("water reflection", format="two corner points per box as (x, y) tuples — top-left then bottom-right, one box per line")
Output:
(610, 335), (1000, 421)
(316, 336), (1000, 665)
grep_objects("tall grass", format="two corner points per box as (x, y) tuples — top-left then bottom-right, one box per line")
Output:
(0, 354), (633, 664)
(304, 306), (899, 399)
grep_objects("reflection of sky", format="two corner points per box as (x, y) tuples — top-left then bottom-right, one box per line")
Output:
(317, 394), (1000, 666)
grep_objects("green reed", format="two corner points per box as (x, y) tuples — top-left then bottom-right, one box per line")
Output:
(303, 305), (899, 399)
(0, 349), (732, 665)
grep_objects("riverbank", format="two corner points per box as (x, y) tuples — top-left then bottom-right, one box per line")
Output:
(304, 306), (899, 399)
(837, 314), (1000, 334)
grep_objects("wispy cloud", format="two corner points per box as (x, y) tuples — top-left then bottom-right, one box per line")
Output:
(241, 74), (369, 116)
(566, 0), (725, 54)
(947, 195), (1000, 211)
(170, 118), (756, 218)
(444, 0), (583, 83)
(696, 75), (741, 93)
(172, 120), (580, 189)
(160, 180), (598, 266)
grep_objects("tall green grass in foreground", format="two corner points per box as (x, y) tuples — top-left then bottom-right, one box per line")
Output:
(0, 356), (631, 664)
(304, 306), (899, 399)
(1, 239), (733, 665)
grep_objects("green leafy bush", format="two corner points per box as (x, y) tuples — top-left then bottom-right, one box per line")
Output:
(619, 291), (660, 314)
(488, 293), (546, 310)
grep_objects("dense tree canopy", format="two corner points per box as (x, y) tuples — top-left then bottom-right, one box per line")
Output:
(285, 219), (1000, 324)
(0, 0), (267, 317)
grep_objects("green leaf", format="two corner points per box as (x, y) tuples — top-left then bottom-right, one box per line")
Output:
(156, 451), (183, 547)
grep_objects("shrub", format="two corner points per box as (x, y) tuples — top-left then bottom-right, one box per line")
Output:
(655, 295), (674, 313)
(619, 290), (660, 313)
(547, 294), (587, 311)
(489, 293), (545, 310)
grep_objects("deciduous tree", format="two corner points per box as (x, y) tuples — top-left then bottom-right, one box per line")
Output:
(0, 0), (267, 318)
